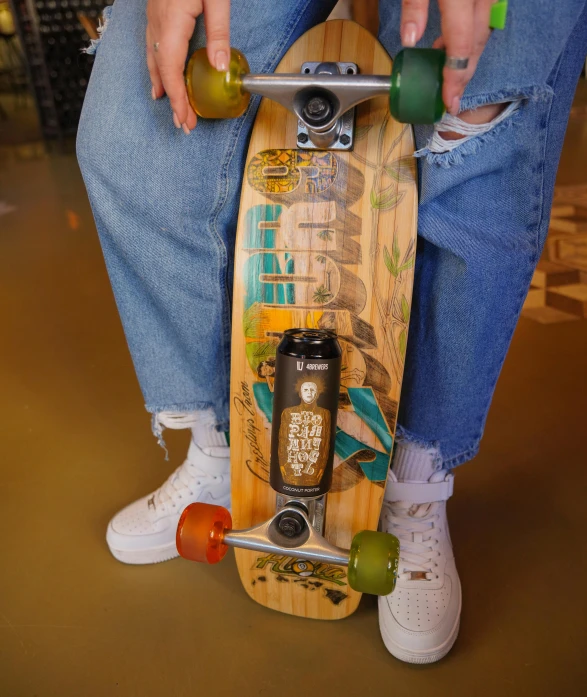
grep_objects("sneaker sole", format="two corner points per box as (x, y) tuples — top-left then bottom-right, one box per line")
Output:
(380, 616), (461, 665)
(107, 539), (179, 565)
(105, 494), (232, 566)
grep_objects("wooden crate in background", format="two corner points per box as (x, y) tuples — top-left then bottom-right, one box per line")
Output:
(522, 186), (587, 322)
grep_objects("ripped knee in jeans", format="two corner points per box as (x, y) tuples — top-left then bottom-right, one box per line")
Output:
(438, 102), (511, 142)
(415, 97), (524, 166)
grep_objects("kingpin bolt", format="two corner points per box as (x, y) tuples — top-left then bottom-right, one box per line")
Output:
(278, 511), (305, 538)
(307, 97), (328, 116)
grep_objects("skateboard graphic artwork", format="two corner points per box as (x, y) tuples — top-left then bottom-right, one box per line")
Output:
(175, 18), (437, 620)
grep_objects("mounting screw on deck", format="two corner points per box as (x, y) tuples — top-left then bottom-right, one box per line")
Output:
(297, 133), (309, 144)
(339, 133), (351, 146)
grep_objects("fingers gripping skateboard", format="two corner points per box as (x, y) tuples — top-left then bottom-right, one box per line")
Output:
(185, 44), (445, 125)
(185, 2), (507, 126)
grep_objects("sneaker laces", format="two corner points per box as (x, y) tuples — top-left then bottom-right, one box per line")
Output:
(382, 499), (442, 581)
(154, 459), (221, 511)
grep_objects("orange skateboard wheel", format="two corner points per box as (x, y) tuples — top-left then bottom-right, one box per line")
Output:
(176, 503), (232, 564)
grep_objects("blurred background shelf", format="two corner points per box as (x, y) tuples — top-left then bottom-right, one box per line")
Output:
(5, 0), (112, 140)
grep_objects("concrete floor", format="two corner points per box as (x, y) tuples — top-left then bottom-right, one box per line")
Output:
(1, 89), (587, 695)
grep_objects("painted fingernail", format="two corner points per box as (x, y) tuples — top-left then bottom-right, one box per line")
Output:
(450, 96), (461, 115)
(173, 111), (181, 129)
(151, 85), (157, 100)
(182, 123), (191, 135)
(215, 51), (229, 71)
(402, 22), (417, 47)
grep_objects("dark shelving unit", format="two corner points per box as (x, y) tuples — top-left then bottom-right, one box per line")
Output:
(9, 0), (112, 139)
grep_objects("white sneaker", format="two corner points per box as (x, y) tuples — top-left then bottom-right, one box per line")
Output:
(378, 470), (461, 664)
(106, 439), (231, 564)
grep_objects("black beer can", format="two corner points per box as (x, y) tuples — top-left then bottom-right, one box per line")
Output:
(270, 329), (342, 498)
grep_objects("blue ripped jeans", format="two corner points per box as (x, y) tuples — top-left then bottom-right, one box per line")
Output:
(76, 0), (587, 468)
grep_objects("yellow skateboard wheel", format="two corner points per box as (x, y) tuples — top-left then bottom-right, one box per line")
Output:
(185, 47), (251, 119)
(348, 530), (400, 595)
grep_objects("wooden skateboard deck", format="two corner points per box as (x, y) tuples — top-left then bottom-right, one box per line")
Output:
(230, 19), (417, 619)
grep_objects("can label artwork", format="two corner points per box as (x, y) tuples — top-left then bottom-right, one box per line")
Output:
(270, 332), (341, 497)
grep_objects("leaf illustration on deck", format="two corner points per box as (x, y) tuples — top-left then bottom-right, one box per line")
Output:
(358, 114), (416, 385)
(398, 257), (415, 273)
(399, 329), (407, 359)
(355, 124), (373, 141)
(392, 231), (401, 268)
(383, 245), (398, 278)
(317, 229), (334, 241)
(370, 187), (405, 212)
(381, 229), (414, 375)
(313, 285), (332, 304)
(242, 302), (265, 338)
(401, 295), (410, 324)
(383, 234), (415, 279)
(316, 255), (327, 264)
(384, 156), (416, 184)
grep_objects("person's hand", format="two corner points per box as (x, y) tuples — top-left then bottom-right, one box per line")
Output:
(400, 0), (496, 115)
(146, 0), (231, 132)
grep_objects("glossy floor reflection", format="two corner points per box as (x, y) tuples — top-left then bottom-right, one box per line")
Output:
(1, 92), (586, 696)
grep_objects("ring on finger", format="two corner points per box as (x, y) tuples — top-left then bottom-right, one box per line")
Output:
(445, 56), (469, 70)
(153, 42), (160, 53)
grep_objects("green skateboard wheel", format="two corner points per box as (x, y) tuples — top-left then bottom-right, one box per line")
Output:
(186, 47), (250, 119)
(390, 48), (445, 125)
(348, 530), (400, 596)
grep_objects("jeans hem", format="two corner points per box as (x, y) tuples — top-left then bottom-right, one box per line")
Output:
(146, 403), (230, 458)
(396, 424), (480, 470)
(146, 403), (229, 429)
(442, 444), (481, 470)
